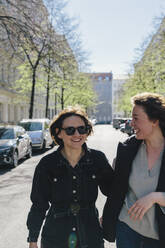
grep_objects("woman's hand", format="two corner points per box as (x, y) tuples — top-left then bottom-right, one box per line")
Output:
(128, 192), (156, 221)
(29, 242), (38, 248)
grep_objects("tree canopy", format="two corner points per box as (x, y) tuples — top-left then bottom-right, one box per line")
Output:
(118, 16), (165, 115)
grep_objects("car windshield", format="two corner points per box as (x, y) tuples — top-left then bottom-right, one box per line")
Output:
(19, 122), (42, 131)
(0, 128), (15, 139)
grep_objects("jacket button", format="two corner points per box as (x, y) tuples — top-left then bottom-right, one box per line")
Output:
(73, 190), (76, 194)
(92, 175), (96, 179)
(72, 227), (76, 231)
(73, 176), (76, 179)
(53, 178), (57, 182)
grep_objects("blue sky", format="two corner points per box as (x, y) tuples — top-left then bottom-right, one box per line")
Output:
(65, 0), (165, 75)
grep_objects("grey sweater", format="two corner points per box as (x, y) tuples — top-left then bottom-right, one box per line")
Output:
(119, 142), (165, 240)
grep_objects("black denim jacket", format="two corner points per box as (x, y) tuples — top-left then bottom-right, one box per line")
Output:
(27, 144), (114, 248)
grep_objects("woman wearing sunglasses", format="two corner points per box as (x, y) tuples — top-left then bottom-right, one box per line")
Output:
(27, 106), (114, 248)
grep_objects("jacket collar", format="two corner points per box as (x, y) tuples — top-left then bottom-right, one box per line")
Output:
(57, 142), (90, 154)
(117, 136), (165, 191)
(115, 136), (142, 173)
(117, 136), (142, 156)
(56, 143), (92, 166)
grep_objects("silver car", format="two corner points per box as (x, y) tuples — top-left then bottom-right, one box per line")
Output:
(18, 119), (54, 150)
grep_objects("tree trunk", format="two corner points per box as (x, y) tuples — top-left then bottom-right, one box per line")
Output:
(55, 92), (57, 115)
(61, 86), (64, 110)
(45, 75), (50, 118)
(29, 68), (36, 118)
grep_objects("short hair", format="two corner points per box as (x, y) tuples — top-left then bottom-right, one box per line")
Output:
(131, 92), (165, 136)
(49, 106), (93, 145)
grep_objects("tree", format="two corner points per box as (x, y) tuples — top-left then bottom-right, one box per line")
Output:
(44, 0), (92, 110)
(118, 16), (165, 113)
(0, 0), (52, 118)
(0, 0), (94, 119)
(64, 72), (97, 110)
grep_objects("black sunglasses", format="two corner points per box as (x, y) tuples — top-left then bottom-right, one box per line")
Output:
(61, 125), (89, 136)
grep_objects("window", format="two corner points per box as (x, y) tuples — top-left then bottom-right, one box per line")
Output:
(0, 128), (15, 139)
(19, 122), (42, 131)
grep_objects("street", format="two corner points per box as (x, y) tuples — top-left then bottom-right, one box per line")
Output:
(0, 125), (127, 248)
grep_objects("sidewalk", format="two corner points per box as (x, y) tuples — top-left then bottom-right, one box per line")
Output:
(96, 190), (116, 248)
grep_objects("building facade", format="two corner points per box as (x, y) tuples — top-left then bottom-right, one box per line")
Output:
(0, 0), (77, 124)
(89, 72), (113, 124)
(112, 74), (128, 119)
(0, 87), (55, 124)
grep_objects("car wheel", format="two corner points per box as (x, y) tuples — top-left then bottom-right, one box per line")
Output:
(26, 145), (32, 158)
(50, 141), (55, 148)
(12, 151), (18, 167)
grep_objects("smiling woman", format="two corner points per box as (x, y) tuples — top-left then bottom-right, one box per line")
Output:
(49, 107), (93, 148)
(102, 92), (165, 248)
(27, 106), (114, 248)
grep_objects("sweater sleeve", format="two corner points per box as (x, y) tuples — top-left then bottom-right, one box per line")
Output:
(26, 158), (51, 242)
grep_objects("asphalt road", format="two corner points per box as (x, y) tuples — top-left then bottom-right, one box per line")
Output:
(0, 125), (128, 248)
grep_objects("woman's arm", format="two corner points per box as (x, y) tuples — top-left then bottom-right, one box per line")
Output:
(27, 158), (51, 243)
(96, 152), (114, 196)
(128, 192), (165, 221)
(152, 192), (165, 206)
(29, 242), (38, 248)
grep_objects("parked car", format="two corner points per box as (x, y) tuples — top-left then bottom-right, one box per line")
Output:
(120, 123), (126, 133)
(112, 118), (127, 129)
(18, 119), (54, 150)
(124, 119), (134, 136)
(0, 125), (32, 168)
(90, 118), (97, 125)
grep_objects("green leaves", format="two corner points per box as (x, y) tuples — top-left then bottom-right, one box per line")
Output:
(118, 17), (165, 115)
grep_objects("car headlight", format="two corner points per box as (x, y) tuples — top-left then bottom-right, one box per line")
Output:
(0, 147), (12, 156)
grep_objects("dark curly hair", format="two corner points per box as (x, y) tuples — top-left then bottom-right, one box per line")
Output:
(49, 106), (93, 146)
(131, 92), (165, 137)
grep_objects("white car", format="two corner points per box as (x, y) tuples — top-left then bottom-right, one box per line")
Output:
(18, 119), (54, 150)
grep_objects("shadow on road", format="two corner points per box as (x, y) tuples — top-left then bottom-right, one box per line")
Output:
(0, 147), (55, 175)
(0, 158), (26, 175)
(32, 147), (50, 157)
